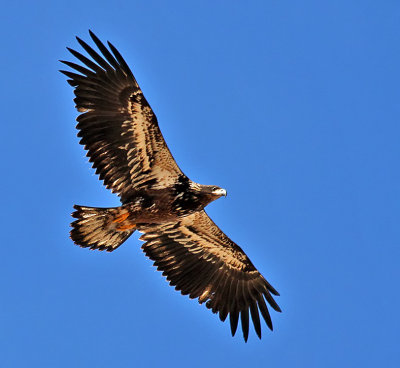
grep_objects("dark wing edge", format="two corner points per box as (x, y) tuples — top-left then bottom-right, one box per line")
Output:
(138, 211), (281, 342)
(60, 31), (184, 201)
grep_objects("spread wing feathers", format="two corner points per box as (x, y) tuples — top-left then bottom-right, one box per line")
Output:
(138, 211), (281, 341)
(60, 31), (184, 202)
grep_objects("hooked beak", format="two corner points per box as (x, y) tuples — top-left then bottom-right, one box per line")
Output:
(212, 188), (227, 197)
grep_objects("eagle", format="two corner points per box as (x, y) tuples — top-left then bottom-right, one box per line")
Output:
(60, 31), (281, 341)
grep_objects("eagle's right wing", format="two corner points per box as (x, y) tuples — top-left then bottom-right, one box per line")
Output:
(60, 31), (185, 202)
(138, 211), (281, 341)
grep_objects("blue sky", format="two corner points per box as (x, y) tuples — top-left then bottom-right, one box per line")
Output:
(1, 1), (399, 367)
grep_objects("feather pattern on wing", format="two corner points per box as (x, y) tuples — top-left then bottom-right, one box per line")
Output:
(60, 30), (184, 202)
(138, 211), (281, 341)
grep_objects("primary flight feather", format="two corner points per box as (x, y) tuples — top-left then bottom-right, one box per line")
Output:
(61, 31), (281, 341)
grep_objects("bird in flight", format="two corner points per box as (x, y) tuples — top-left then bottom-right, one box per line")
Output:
(60, 31), (281, 341)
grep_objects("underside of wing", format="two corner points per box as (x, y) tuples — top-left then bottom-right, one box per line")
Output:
(138, 211), (281, 341)
(60, 31), (184, 202)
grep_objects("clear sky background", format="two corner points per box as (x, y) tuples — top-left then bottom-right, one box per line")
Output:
(1, 1), (399, 367)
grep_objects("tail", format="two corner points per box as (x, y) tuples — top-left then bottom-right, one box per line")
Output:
(70, 205), (135, 252)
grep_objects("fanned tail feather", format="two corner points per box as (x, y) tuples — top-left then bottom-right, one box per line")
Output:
(70, 205), (135, 251)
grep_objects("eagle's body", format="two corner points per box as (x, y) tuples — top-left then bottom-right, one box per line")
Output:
(61, 31), (281, 341)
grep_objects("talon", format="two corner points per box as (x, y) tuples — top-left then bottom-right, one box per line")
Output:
(113, 212), (130, 223)
(116, 224), (137, 231)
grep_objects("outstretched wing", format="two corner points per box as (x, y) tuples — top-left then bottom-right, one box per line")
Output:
(138, 211), (281, 341)
(60, 31), (184, 202)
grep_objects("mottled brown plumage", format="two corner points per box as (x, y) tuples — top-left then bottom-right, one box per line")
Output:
(61, 31), (280, 341)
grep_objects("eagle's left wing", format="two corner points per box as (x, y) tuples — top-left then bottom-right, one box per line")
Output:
(138, 211), (281, 341)
(60, 31), (185, 202)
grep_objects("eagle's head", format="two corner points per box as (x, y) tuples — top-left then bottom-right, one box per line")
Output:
(194, 184), (227, 206)
(207, 185), (228, 198)
(173, 178), (227, 213)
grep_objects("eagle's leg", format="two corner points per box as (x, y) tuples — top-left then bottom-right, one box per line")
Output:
(113, 212), (137, 231)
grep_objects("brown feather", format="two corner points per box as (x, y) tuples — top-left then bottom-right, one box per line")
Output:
(138, 211), (281, 341)
(61, 31), (184, 202)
